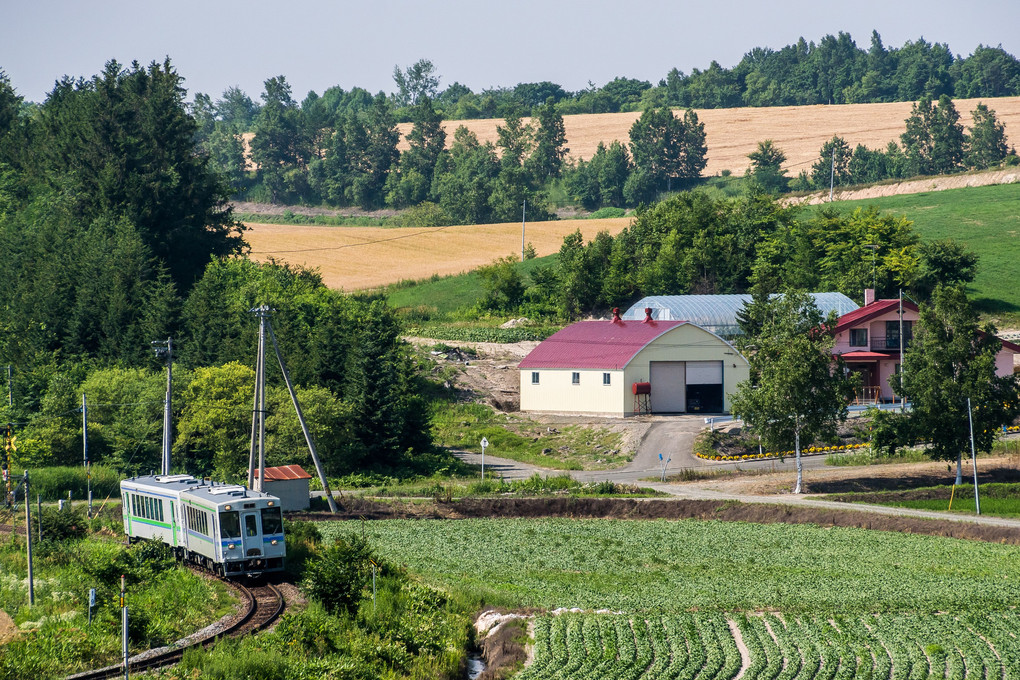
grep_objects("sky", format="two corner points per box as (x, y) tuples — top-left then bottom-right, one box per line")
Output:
(3, 0), (1020, 104)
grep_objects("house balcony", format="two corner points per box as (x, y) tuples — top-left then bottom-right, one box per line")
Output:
(847, 336), (911, 353)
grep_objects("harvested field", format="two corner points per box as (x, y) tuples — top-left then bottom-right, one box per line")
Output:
(245, 217), (629, 290)
(396, 96), (1020, 177)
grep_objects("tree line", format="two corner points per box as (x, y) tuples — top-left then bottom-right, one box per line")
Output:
(0, 62), (434, 478)
(476, 191), (978, 319)
(744, 97), (1015, 195)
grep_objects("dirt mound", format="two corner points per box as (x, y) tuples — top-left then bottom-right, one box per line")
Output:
(0, 610), (17, 643)
(292, 495), (1020, 545)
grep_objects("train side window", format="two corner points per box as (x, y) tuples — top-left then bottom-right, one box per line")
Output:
(245, 514), (258, 537)
(158, 499), (164, 522)
(144, 496), (150, 519)
(220, 511), (241, 539)
(261, 507), (282, 535)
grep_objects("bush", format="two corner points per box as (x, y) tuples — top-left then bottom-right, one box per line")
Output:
(38, 506), (88, 542)
(588, 206), (627, 219)
(301, 534), (373, 615)
(25, 465), (121, 502)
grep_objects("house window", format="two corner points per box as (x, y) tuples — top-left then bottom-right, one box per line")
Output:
(885, 321), (913, 349)
(603, 373), (611, 386)
(531, 372), (540, 385)
(849, 328), (868, 347)
(572, 372), (580, 385)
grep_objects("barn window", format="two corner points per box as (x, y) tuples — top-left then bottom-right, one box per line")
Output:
(603, 373), (611, 386)
(572, 372), (580, 385)
(531, 372), (540, 384)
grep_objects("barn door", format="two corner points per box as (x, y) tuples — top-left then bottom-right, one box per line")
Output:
(649, 362), (686, 413)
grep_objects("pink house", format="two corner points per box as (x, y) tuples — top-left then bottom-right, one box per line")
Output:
(832, 289), (1020, 403)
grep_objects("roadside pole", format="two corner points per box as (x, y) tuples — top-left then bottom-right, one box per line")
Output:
(480, 438), (488, 480)
(121, 575), (129, 680)
(25, 471), (34, 606)
(967, 397), (981, 515)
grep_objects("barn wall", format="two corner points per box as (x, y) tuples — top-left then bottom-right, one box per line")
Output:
(625, 324), (749, 414)
(519, 368), (627, 416)
(265, 479), (310, 511)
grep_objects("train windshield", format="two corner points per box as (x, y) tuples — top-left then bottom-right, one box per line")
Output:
(261, 507), (283, 535)
(219, 511), (241, 539)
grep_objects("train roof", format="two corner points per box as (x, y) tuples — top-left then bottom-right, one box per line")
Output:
(122, 474), (280, 505)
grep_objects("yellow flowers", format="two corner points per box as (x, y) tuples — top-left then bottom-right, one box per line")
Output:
(697, 442), (868, 462)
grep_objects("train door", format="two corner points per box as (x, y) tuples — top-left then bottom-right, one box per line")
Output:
(241, 511), (262, 556)
(169, 502), (178, 547)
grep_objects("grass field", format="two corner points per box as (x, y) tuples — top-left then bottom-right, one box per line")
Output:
(396, 96), (1020, 176)
(814, 182), (1020, 320)
(828, 481), (1020, 518)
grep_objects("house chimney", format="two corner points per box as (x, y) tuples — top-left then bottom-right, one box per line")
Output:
(643, 307), (654, 323)
(611, 308), (622, 323)
(864, 288), (875, 306)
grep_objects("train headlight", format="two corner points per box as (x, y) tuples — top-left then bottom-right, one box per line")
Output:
(228, 544), (235, 550)
(271, 540), (278, 545)
(267, 501), (274, 507)
(224, 504), (231, 510)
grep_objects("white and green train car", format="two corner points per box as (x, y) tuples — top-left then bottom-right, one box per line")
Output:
(121, 474), (285, 577)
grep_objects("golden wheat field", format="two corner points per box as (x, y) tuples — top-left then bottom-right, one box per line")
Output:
(244, 217), (631, 290)
(246, 97), (1020, 290)
(396, 96), (1020, 177)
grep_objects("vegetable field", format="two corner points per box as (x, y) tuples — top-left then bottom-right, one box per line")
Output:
(326, 518), (1020, 679)
(518, 611), (1020, 680)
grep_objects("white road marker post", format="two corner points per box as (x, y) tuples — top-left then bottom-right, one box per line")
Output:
(480, 437), (488, 480)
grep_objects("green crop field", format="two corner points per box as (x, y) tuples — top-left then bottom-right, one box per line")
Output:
(819, 182), (1020, 319)
(323, 517), (1020, 679)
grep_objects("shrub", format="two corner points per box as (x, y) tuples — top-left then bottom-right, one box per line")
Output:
(38, 506), (88, 542)
(301, 534), (373, 615)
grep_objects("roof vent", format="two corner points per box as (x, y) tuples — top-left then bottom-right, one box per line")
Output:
(611, 308), (622, 323)
(643, 308), (654, 323)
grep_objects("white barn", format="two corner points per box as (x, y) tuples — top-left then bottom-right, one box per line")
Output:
(519, 311), (749, 417)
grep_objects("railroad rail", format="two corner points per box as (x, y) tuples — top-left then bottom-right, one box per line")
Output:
(62, 576), (285, 680)
(0, 526), (287, 680)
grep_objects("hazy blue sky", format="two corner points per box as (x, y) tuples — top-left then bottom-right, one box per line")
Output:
(4, 0), (1020, 104)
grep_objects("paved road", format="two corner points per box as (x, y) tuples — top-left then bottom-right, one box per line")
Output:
(453, 418), (1020, 531)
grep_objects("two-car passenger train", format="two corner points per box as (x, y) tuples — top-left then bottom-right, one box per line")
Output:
(121, 474), (285, 577)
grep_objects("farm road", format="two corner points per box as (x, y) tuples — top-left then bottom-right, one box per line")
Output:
(453, 419), (1020, 531)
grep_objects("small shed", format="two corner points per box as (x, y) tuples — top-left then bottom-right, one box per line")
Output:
(255, 465), (312, 511)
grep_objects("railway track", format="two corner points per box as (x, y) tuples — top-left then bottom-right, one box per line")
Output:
(61, 575), (285, 680)
(0, 527), (288, 680)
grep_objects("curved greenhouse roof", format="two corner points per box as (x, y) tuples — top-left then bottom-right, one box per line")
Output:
(621, 293), (859, 338)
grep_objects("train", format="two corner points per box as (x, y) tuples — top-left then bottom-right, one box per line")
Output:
(120, 474), (285, 577)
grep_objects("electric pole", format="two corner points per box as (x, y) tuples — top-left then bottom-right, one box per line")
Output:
(151, 339), (173, 476)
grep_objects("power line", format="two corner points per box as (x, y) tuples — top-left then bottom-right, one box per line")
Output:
(250, 224), (459, 255)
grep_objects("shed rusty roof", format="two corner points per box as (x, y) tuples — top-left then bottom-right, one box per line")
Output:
(256, 465), (312, 481)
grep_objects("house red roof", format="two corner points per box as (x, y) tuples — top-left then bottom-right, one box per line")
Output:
(255, 465), (312, 481)
(834, 299), (919, 334)
(840, 350), (894, 360)
(835, 299), (1020, 354)
(519, 320), (687, 370)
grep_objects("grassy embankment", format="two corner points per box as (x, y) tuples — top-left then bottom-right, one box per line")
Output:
(808, 182), (1020, 322)
(826, 481), (1020, 518)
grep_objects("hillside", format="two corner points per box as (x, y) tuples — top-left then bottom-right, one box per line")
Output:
(396, 96), (1020, 177)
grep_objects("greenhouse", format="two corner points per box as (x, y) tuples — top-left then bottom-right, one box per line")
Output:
(621, 293), (859, 338)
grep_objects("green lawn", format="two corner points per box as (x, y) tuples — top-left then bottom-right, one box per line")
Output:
(819, 181), (1020, 320)
(385, 253), (558, 317)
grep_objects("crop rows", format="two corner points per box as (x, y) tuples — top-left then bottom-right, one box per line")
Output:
(516, 611), (1020, 680)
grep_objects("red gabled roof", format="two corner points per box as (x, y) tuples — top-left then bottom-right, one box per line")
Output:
(835, 299), (919, 334)
(835, 299), (1020, 354)
(840, 350), (893, 360)
(519, 320), (687, 370)
(255, 465), (312, 481)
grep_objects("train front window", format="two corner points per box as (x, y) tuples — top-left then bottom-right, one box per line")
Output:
(261, 507), (282, 535)
(220, 511), (241, 539)
(244, 513), (258, 537)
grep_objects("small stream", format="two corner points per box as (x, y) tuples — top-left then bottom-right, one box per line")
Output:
(466, 653), (486, 679)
